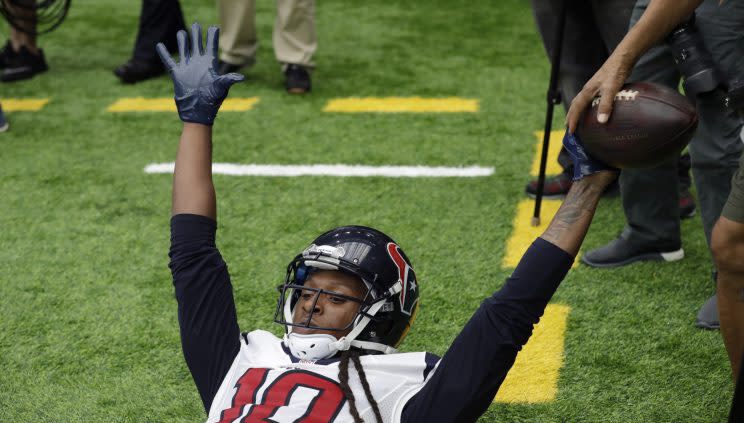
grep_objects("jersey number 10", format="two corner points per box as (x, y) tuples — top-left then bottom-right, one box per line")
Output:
(218, 368), (347, 422)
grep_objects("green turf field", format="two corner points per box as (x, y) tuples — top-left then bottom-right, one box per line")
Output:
(0, 0), (734, 421)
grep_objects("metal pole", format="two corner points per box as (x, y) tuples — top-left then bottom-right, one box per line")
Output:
(532, 0), (567, 226)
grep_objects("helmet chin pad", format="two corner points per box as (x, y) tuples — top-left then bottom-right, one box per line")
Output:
(285, 333), (344, 360)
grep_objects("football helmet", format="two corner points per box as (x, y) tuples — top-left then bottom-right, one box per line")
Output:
(275, 225), (419, 357)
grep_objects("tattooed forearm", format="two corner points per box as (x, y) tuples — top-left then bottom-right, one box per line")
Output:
(540, 179), (606, 256)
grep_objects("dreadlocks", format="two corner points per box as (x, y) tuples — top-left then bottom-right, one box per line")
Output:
(338, 349), (384, 423)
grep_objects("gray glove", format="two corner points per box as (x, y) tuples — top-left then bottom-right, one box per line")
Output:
(156, 23), (244, 126)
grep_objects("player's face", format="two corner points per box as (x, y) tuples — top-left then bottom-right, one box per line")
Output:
(291, 270), (367, 338)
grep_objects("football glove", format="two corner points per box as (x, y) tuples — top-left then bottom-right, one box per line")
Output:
(156, 22), (244, 126)
(562, 130), (616, 181)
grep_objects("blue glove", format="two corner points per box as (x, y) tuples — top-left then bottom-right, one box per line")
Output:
(562, 130), (616, 181)
(156, 23), (244, 126)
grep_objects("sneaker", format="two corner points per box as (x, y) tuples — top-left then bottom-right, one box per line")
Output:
(0, 106), (8, 132)
(525, 168), (619, 199)
(581, 233), (684, 268)
(114, 58), (165, 84)
(0, 41), (17, 68)
(0, 46), (48, 82)
(525, 170), (573, 199)
(695, 294), (719, 329)
(217, 60), (244, 76)
(679, 189), (696, 219)
(284, 64), (311, 94)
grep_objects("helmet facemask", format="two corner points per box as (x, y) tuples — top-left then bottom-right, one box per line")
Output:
(274, 226), (419, 357)
(274, 243), (404, 357)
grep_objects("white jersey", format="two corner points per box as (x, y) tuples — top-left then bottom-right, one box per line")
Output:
(207, 330), (438, 423)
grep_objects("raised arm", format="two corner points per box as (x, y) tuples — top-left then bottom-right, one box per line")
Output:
(159, 23), (246, 412)
(402, 133), (617, 422)
(156, 23), (244, 218)
(566, 0), (702, 133)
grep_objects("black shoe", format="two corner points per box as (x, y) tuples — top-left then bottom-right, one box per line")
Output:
(695, 294), (719, 329)
(525, 168), (619, 199)
(581, 234), (684, 268)
(0, 41), (17, 68)
(679, 189), (696, 219)
(525, 170), (573, 199)
(284, 64), (311, 94)
(0, 106), (8, 132)
(0, 46), (48, 82)
(217, 60), (243, 75)
(114, 59), (165, 84)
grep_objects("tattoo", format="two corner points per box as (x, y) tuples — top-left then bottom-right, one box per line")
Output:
(541, 181), (603, 247)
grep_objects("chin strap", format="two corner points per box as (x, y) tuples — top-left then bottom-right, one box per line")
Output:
(331, 338), (399, 355)
(328, 290), (401, 355)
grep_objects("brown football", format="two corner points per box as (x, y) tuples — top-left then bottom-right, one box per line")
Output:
(577, 82), (698, 169)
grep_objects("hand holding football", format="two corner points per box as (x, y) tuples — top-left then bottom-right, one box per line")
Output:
(576, 82), (698, 169)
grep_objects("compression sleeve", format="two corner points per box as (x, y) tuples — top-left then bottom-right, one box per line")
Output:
(169, 213), (241, 412)
(402, 237), (573, 422)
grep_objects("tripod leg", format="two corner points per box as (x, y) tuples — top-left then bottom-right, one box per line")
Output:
(532, 0), (567, 226)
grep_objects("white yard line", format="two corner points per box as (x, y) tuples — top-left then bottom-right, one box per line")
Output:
(144, 163), (493, 178)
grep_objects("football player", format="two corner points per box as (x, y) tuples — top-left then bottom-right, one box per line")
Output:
(158, 23), (617, 422)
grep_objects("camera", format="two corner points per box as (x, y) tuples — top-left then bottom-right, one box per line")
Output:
(667, 13), (725, 98)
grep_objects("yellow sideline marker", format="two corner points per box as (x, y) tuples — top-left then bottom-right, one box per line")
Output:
(323, 97), (479, 113)
(1, 98), (49, 111)
(494, 304), (570, 403)
(530, 130), (565, 177)
(106, 97), (259, 112)
(502, 199), (582, 268)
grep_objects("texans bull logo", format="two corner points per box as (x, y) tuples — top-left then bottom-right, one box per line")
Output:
(386, 242), (418, 316)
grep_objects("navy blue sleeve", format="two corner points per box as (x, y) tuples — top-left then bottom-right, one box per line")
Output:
(169, 214), (241, 412)
(402, 238), (573, 422)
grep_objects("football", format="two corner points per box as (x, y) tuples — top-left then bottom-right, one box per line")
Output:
(577, 82), (698, 169)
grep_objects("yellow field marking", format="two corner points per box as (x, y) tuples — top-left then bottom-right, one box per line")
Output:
(323, 97), (479, 113)
(530, 130), (565, 176)
(1, 98), (49, 111)
(106, 97), (259, 112)
(502, 199), (580, 268)
(494, 304), (570, 403)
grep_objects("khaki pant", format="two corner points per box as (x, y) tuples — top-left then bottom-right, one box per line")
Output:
(217, 0), (316, 68)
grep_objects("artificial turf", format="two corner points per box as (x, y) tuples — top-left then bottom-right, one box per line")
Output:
(0, 0), (733, 421)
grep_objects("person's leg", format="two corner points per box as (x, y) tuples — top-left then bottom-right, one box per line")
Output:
(7, 2), (38, 53)
(115, 0), (186, 84)
(0, 102), (8, 132)
(274, 0), (316, 93)
(132, 0), (186, 64)
(581, 0), (684, 267)
(10, 26), (37, 54)
(713, 216), (744, 378)
(688, 0), (744, 246)
(0, 5), (47, 82)
(526, 0), (609, 196)
(713, 140), (744, 376)
(683, 0), (744, 327)
(217, 0), (258, 68)
(730, 352), (744, 422)
(273, 0), (316, 68)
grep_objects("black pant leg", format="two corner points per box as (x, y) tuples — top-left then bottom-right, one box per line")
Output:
(730, 353), (744, 423)
(133, 0), (186, 63)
